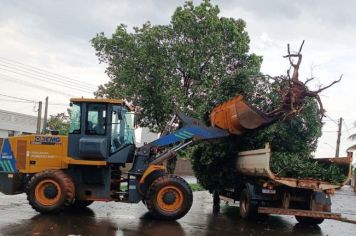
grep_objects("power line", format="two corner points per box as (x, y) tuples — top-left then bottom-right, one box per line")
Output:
(0, 98), (68, 107)
(0, 73), (78, 97)
(0, 61), (97, 91)
(0, 93), (36, 102)
(0, 57), (98, 90)
(325, 114), (339, 125)
(0, 66), (93, 93)
(342, 120), (354, 135)
(0, 98), (34, 103)
(0, 93), (68, 107)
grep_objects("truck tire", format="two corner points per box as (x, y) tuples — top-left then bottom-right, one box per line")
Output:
(239, 188), (258, 220)
(295, 192), (329, 225)
(26, 170), (75, 213)
(145, 175), (193, 220)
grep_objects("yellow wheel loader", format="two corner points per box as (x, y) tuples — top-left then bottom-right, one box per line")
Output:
(0, 96), (270, 220)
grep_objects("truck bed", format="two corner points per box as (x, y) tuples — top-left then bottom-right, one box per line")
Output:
(236, 144), (352, 190)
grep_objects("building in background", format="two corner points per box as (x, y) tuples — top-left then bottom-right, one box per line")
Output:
(134, 127), (159, 147)
(0, 109), (39, 138)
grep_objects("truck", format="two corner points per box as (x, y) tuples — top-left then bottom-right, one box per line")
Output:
(218, 143), (352, 225)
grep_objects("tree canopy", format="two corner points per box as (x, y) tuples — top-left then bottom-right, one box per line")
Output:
(91, 0), (340, 189)
(46, 112), (70, 135)
(91, 0), (262, 133)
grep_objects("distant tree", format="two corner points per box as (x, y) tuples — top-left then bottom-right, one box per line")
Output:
(347, 121), (356, 151)
(91, 0), (261, 173)
(91, 0), (261, 133)
(46, 112), (70, 135)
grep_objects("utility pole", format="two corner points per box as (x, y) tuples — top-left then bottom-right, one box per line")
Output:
(36, 101), (42, 134)
(335, 117), (343, 157)
(42, 97), (49, 134)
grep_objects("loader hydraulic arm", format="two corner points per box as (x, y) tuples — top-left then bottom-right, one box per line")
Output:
(145, 95), (273, 165)
(129, 95), (275, 203)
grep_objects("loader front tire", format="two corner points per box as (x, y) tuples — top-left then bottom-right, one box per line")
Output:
(26, 170), (75, 214)
(145, 175), (193, 220)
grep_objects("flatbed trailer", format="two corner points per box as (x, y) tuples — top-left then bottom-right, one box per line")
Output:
(219, 144), (353, 225)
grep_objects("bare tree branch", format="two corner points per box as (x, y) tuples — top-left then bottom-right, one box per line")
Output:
(314, 75), (343, 93)
(304, 77), (315, 85)
(266, 40), (341, 122)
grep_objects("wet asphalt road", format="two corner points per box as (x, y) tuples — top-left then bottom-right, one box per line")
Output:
(0, 187), (355, 236)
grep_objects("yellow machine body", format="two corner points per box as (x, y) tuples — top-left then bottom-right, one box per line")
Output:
(7, 135), (106, 174)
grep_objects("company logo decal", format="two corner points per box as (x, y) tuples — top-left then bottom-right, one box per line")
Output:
(32, 136), (61, 145)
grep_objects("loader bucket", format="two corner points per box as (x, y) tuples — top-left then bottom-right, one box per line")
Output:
(210, 95), (272, 135)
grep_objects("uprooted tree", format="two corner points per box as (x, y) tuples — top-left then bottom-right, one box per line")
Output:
(266, 40), (342, 120)
(191, 41), (344, 191)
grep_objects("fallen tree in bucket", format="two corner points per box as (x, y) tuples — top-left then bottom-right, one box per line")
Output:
(191, 41), (345, 192)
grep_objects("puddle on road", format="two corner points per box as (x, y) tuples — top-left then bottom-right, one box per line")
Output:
(0, 189), (355, 236)
(0, 208), (187, 236)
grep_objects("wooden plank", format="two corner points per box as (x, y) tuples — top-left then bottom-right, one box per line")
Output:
(258, 207), (341, 219)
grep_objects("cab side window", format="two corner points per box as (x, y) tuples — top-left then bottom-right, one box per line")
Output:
(69, 103), (81, 134)
(86, 104), (107, 135)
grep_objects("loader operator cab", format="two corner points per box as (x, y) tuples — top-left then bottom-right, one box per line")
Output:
(67, 98), (135, 162)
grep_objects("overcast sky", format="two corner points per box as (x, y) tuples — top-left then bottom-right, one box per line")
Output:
(0, 0), (355, 158)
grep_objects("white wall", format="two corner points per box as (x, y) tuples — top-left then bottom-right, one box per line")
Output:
(0, 130), (8, 138)
(0, 109), (39, 137)
(135, 127), (160, 147)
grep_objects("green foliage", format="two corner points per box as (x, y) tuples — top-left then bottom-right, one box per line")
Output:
(270, 152), (346, 184)
(191, 138), (238, 192)
(191, 85), (338, 191)
(189, 183), (205, 191)
(91, 0), (261, 132)
(46, 112), (70, 135)
(236, 97), (322, 156)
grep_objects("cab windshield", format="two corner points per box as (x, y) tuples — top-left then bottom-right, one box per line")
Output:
(111, 106), (135, 153)
(69, 103), (81, 134)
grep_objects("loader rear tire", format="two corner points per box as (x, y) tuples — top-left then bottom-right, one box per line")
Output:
(145, 175), (193, 220)
(26, 170), (75, 214)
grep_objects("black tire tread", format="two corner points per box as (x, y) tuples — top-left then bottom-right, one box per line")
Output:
(239, 188), (258, 220)
(145, 175), (193, 220)
(26, 169), (75, 214)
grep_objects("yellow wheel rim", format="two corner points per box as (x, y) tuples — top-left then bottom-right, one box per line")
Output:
(156, 185), (184, 212)
(35, 179), (61, 206)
